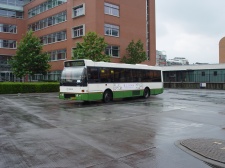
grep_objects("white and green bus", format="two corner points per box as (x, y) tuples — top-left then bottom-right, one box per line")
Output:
(59, 59), (163, 102)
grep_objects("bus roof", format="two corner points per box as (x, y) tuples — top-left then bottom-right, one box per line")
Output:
(65, 59), (162, 70)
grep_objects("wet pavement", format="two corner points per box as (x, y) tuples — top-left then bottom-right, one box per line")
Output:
(0, 89), (225, 168)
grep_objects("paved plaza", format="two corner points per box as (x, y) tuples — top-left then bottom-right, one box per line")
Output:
(0, 89), (225, 168)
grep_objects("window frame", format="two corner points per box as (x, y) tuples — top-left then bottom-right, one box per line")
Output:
(0, 0), (24, 7)
(28, 11), (67, 32)
(73, 3), (85, 18)
(0, 39), (16, 49)
(72, 25), (85, 38)
(104, 2), (119, 17)
(105, 45), (120, 57)
(40, 30), (67, 45)
(104, 24), (119, 37)
(0, 24), (17, 34)
(0, 9), (23, 18)
(48, 48), (67, 61)
(28, 0), (66, 18)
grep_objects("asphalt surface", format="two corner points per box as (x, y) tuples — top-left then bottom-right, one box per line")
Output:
(0, 89), (225, 168)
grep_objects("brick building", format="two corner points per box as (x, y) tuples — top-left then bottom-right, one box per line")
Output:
(219, 37), (225, 63)
(0, 0), (156, 81)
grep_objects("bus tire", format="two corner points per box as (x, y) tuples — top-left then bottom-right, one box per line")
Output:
(103, 90), (113, 103)
(143, 88), (150, 99)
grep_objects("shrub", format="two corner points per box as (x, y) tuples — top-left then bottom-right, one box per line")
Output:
(0, 82), (59, 94)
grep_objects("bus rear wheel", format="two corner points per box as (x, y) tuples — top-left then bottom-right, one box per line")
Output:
(103, 90), (113, 103)
(143, 88), (150, 99)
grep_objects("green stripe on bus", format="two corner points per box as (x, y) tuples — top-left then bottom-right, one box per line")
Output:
(60, 88), (163, 101)
(151, 88), (164, 95)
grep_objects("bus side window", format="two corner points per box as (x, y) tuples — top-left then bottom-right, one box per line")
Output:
(137, 70), (142, 82)
(87, 67), (99, 83)
(132, 69), (137, 82)
(114, 68), (121, 82)
(124, 69), (132, 82)
(149, 71), (154, 82)
(153, 71), (161, 82)
(100, 68), (111, 82)
(132, 69), (142, 82)
(144, 70), (150, 82)
(119, 69), (125, 82)
(141, 70), (147, 82)
(110, 68), (114, 82)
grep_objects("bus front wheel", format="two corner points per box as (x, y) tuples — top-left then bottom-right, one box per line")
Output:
(103, 90), (113, 103)
(143, 88), (150, 99)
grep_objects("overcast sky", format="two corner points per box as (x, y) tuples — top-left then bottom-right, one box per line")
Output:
(155, 0), (225, 64)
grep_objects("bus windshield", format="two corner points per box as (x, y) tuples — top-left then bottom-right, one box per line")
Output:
(60, 67), (87, 86)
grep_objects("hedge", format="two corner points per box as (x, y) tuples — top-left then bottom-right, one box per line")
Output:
(0, 82), (59, 94)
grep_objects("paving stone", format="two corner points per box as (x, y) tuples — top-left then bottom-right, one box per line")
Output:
(180, 138), (225, 164)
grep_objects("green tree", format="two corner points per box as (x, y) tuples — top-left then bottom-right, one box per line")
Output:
(9, 30), (50, 80)
(121, 40), (147, 64)
(73, 32), (110, 62)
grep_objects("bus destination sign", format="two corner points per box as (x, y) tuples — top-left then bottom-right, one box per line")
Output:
(65, 60), (85, 67)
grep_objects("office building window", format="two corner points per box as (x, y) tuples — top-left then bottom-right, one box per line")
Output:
(0, 9), (23, 18)
(48, 49), (66, 61)
(0, 0), (24, 6)
(0, 24), (17, 33)
(28, 0), (67, 18)
(104, 2), (119, 16)
(104, 24), (119, 37)
(0, 55), (11, 71)
(72, 25), (84, 38)
(73, 4), (84, 18)
(105, 45), (120, 57)
(40, 30), (66, 45)
(28, 11), (67, 31)
(0, 39), (16, 48)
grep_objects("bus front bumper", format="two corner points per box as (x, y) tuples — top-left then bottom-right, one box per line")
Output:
(59, 93), (78, 100)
